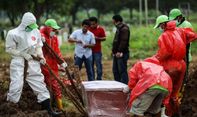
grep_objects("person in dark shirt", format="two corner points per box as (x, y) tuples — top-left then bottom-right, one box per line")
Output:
(112, 15), (130, 84)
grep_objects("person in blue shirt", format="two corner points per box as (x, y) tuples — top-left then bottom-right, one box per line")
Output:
(68, 19), (95, 81)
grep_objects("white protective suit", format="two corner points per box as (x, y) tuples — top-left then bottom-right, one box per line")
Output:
(5, 12), (50, 103)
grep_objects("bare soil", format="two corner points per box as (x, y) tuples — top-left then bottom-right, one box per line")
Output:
(180, 57), (197, 117)
(0, 57), (196, 117)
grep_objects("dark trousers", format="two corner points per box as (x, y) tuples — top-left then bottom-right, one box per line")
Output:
(112, 52), (129, 84)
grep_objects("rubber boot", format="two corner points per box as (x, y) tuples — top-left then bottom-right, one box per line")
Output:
(133, 115), (144, 117)
(56, 98), (63, 110)
(153, 111), (161, 117)
(41, 99), (61, 117)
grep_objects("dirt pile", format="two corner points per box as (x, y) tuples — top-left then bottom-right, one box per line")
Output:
(0, 63), (50, 117)
(181, 62), (197, 117)
(0, 62), (83, 117)
(1, 58), (197, 117)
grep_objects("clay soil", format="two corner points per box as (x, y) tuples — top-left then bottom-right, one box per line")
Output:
(0, 57), (197, 117)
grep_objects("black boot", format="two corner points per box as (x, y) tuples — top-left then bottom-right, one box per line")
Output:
(152, 111), (161, 117)
(41, 99), (62, 117)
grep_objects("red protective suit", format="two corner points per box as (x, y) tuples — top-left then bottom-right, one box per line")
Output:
(155, 21), (197, 116)
(40, 26), (64, 99)
(128, 56), (172, 108)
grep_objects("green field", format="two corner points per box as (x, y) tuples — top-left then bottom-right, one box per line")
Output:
(60, 23), (197, 61)
(1, 22), (197, 62)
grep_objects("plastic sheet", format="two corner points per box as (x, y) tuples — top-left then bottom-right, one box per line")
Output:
(82, 81), (130, 117)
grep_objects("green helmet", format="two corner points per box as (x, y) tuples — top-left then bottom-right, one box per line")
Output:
(154, 15), (169, 29)
(45, 19), (60, 30)
(169, 8), (182, 20)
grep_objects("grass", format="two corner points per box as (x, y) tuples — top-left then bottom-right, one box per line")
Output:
(60, 24), (162, 60)
(0, 40), (11, 62)
(2, 22), (197, 62)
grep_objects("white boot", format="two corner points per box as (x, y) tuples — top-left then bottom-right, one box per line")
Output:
(161, 107), (169, 117)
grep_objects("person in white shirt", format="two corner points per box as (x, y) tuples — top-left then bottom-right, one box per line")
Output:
(68, 19), (95, 81)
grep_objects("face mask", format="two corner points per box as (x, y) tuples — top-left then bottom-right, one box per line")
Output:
(50, 31), (55, 37)
(176, 20), (180, 26)
(159, 27), (164, 33)
(25, 26), (33, 32)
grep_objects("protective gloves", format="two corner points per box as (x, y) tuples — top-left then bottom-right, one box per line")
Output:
(123, 86), (130, 93)
(41, 37), (46, 42)
(7, 48), (33, 61)
(36, 47), (44, 58)
(20, 52), (33, 61)
(6, 49), (20, 56)
(61, 62), (68, 68)
(40, 58), (46, 65)
(27, 45), (37, 55)
(35, 44), (46, 65)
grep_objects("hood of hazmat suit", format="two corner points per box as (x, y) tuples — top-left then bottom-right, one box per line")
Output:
(5, 12), (43, 58)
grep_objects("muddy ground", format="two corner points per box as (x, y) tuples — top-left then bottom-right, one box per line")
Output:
(0, 58), (83, 117)
(180, 58), (197, 117)
(0, 58), (197, 117)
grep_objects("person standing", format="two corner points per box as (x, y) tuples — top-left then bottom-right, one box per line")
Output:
(68, 19), (95, 81)
(40, 19), (67, 110)
(89, 17), (106, 80)
(169, 8), (193, 96)
(5, 12), (60, 116)
(154, 15), (197, 117)
(169, 8), (193, 28)
(169, 8), (193, 72)
(112, 15), (130, 84)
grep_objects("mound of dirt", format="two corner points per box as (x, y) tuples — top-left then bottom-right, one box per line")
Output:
(1, 57), (197, 117)
(0, 62), (83, 117)
(181, 62), (197, 117)
(0, 62), (49, 117)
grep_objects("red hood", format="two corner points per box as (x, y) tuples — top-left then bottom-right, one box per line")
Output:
(165, 21), (176, 31)
(40, 26), (52, 37)
(144, 55), (161, 65)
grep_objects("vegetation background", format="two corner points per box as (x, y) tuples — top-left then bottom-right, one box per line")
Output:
(1, 0), (197, 62)
(0, 0), (197, 77)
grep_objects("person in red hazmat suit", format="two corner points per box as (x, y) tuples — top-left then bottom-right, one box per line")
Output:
(124, 56), (172, 117)
(169, 8), (193, 63)
(40, 19), (67, 110)
(5, 12), (61, 116)
(169, 8), (194, 107)
(153, 15), (197, 116)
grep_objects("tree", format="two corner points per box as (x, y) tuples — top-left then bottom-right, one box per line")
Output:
(0, 0), (31, 26)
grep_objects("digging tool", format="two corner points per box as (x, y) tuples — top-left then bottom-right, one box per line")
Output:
(178, 44), (191, 117)
(180, 44), (190, 97)
(32, 55), (87, 116)
(41, 37), (84, 105)
(44, 63), (87, 115)
(185, 44), (190, 84)
(23, 59), (28, 79)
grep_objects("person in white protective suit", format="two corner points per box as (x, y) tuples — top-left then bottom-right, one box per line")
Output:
(5, 12), (61, 117)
